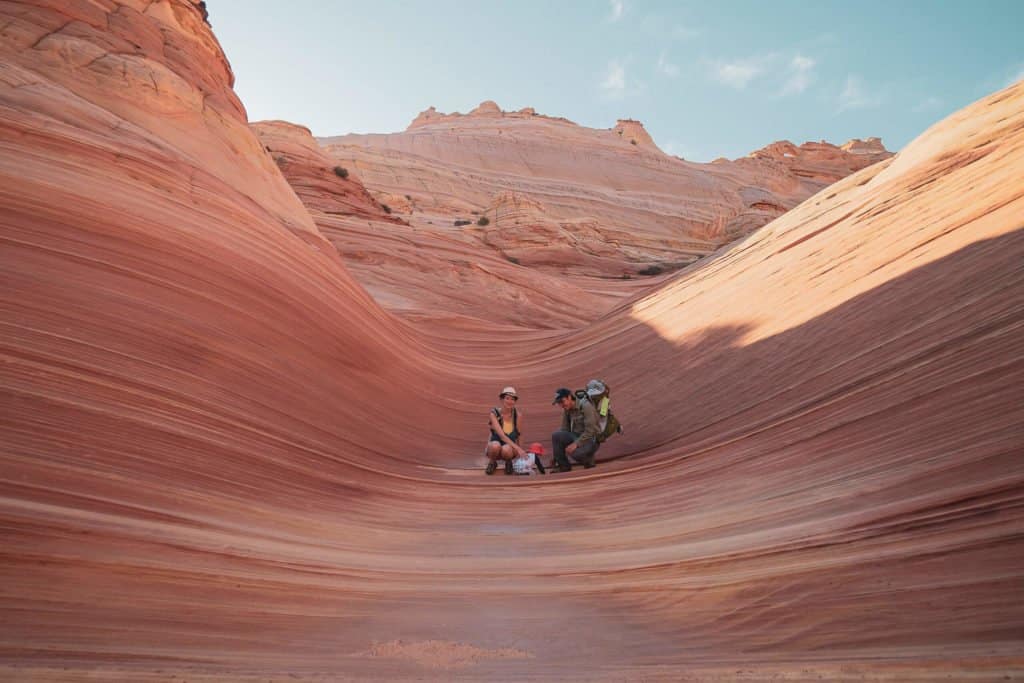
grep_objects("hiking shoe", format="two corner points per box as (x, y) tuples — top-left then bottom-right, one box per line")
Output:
(504, 460), (513, 475)
(485, 461), (497, 475)
(583, 460), (596, 469)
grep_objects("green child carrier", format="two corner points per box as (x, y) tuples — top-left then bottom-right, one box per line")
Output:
(574, 379), (623, 443)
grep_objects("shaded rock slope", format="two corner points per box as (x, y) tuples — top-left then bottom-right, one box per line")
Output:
(1, 2), (1022, 681)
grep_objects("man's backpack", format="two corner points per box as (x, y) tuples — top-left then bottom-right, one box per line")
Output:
(575, 380), (623, 443)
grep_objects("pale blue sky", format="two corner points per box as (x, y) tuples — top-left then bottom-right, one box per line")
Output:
(210, 1), (1023, 161)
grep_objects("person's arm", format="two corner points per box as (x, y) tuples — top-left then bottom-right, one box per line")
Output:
(512, 410), (524, 454)
(560, 409), (570, 432)
(577, 400), (600, 443)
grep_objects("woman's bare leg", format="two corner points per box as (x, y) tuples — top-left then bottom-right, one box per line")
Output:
(486, 442), (503, 461)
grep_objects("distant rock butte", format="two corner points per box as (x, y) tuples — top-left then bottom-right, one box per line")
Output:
(842, 136), (887, 154)
(613, 118), (657, 148)
(746, 138), (893, 184)
(321, 101), (892, 277)
(407, 100), (573, 129)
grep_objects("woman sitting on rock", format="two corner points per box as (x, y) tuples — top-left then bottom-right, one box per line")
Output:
(485, 386), (526, 475)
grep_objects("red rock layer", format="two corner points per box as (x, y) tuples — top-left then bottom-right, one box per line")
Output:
(251, 121), (617, 328)
(252, 120), (400, 223)
(1, 2), (1022, 681)
(320, 102), (892, 277)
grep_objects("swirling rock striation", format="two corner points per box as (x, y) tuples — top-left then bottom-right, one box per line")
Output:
(0, 2), (1022, 681)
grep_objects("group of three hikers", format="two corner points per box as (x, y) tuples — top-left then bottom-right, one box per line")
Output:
(484, 381), (618, 476)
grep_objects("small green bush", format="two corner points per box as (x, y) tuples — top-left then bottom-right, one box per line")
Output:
(638, 265), (664, 276)
(477, 216), (490, 226)
(507, 256), (520, 265)
(333, 166), (349, 179)
(454, 219), (471, 227)
(381, 204), (392, 214)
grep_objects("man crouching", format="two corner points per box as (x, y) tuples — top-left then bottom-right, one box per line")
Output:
(550, 387), (600, 472)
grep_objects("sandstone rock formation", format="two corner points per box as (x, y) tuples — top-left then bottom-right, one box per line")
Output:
(251, 122), (615, 328)
(1, 2), (1022, 681)
(253, 120), (401, 223)
(613, 118), (657, 149)
(842, 135), (887, 155)
(321, 100), (892, 277)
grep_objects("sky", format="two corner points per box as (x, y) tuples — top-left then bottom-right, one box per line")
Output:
(209, 1), (1024, 162)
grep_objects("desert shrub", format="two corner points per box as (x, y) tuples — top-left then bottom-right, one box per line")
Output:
(638, 265), (664, 276)
(333, 166), (349, 179)
(477, 216), (490, 226)
(630, 139), (638, 145)
(454, 219), (471, 227)
(620, 274), (632, 279)
(381, 204), (392, 214)
(405, 194), (412, 200)
(507, 256), (520, 265)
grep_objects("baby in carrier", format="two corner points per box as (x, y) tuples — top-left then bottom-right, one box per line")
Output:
(512, 442), (547, 475)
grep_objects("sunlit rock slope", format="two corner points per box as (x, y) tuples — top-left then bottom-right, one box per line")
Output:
(1, 2), (1022, 681)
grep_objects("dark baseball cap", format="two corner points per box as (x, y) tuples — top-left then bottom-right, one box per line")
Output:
(552, 387), (573, 404)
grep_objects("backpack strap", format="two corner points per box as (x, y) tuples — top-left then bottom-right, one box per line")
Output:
(491, 407), (519, 441)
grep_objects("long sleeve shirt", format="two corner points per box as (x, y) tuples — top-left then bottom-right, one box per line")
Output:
(560, 398), (600, 444)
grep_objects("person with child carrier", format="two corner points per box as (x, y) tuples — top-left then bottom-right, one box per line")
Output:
(485, 386), (527, 475)
(583, 378), (621, 441)
(550, 386), (601, 472)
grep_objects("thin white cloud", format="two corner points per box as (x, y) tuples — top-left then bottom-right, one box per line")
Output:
(977, 63), (1024, 97)
(912, 96), (942, 113)
(662, 141), (690, 159)
(599, 59), (647, 100)
(670, 24), (700, 40)
(837, 74), (882, 112)
(1007, 64), (1024, 87)
(709, 57), (764, 89)
(780, 54), (816, 96)
(601, 60), (627, 96)
(657, 52), (679, 78)
(608, 0), (624, 22)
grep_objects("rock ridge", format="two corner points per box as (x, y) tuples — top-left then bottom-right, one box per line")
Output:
(408, 100), (577, 130)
